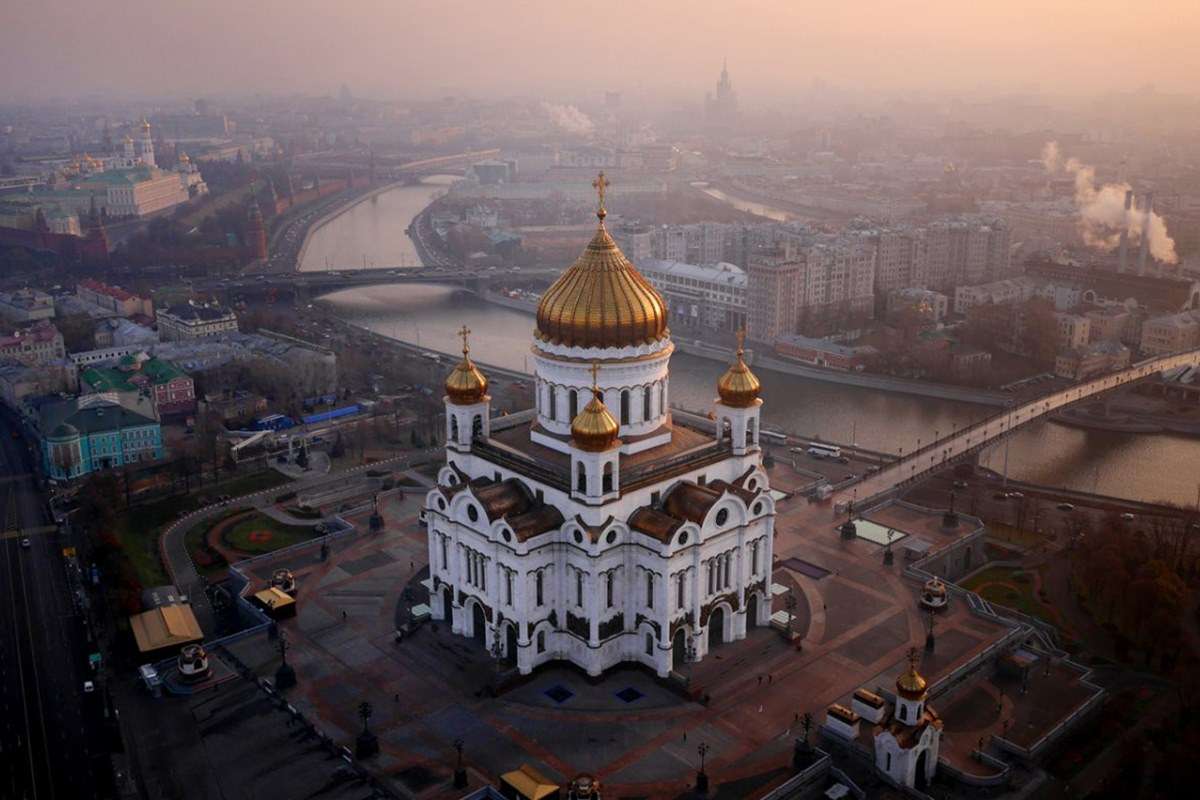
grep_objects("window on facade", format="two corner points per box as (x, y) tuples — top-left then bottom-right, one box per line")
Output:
(576, 571), (583, 607)
(576, 463), (586, 493)
(899, 705), (907, 722)
(480, 562), (486, 592)
(643, 387), (651, 420)
(537, 630), (546, 654)
(752, 542), (759, 575)
(505, 571), (513, 605)
(620, 390), (630, 425)
(569, 389), (578, 420)
(645, 633), (653, 656)
(677, 574), (685, 608)
(549, 389), (557, 421)
(707, 563), (714, 594)
(440, 537), (448, 569)
(606, 573), (614, 608)
(724, 556), (731, 588)
(602, 462), (613, 493)
(646, 573), (654, 608)
(536, 572), (544, 606)
(886, 753), (892, 771)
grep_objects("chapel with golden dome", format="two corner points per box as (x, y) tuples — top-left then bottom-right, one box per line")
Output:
(423, 173), (775, 678)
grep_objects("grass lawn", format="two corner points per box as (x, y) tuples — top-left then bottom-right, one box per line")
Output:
(987, 522), (1048, 550)
(111, 469), (291, 586)
(962, 565), (1060, 627)
(221, 511), (320, 555)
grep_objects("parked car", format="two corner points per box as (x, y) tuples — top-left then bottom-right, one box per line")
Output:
(1056, 502), (1076, 512)
(953, 480), (968, 489)
(1119, 512), (1135, 522)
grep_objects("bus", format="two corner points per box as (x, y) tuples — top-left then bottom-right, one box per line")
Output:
(760, 429), (788, 445)
(806, 443), (842, 459)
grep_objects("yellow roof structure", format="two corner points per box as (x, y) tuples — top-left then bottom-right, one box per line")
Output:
(500, 764), (559, 800)
(130, 604), (203, 653)
(254, 586), (296, 611)
(571, 363), (619, 452)
(717, 329), (761, 408)
(444, 325), (489, 405)
(535, 172), (668, 349)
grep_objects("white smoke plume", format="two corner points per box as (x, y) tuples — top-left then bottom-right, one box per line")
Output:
(542, 102), (594, 136)
(1041, 141), (1177, 264)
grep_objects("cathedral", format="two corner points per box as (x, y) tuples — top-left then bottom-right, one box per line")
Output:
(423, 174), (775, 677)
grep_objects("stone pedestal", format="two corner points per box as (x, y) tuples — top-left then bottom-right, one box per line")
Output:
(839, 520), (857, 540)
(453, 768), (468, 789)
(369, 512), (383, 532)
(356, 730), (379, 759)
(696, 771), (709, 795)
(275, 662), (296, 690)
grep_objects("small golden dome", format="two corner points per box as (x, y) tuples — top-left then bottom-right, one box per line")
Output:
(571, 363), (619, 452)
(140, 117), (151, 132)
(444, 325), (488, 405)
(535, 173), (668, 349)
(717, 330), (760, 407)
(896, 653), (928, 700)
(179, 151), (190, 163)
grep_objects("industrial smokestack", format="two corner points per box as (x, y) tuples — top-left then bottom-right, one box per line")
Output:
(1117, 189), (1133, 273)
(1138, 192), (1154, 275)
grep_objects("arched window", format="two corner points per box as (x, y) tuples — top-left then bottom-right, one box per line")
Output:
(471, 415), (483, 438)
(606, 572), (614, 607)
(537, 630), (546, 653)
(620, 390), (630, 425)
(747, 417), (757, 447)
(549, 387), (557, 421)
(535, 571), (544, 606)
(576, 462), (587, 493)
(643, 386), (651, 421)
(569, 389), (578, 420)
(450, 416), (459, 440)
(645, 632), (654, 656)
(658, 382), (666, 414)
(602, 461), (613, 493)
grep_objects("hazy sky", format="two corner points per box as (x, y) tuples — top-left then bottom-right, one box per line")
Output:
(4, 1), (1198, 102)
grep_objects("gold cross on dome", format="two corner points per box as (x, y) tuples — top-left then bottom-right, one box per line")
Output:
(589, 361), (601, 389)
(906, 646), (919, 669)
(735, 328), (746, 352)
(592, 171), (610, 215)
(458, 325), (471, 354)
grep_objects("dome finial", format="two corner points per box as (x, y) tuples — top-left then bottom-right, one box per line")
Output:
(458, 324), (472, 357)
(717, 327), (761, 407)
(592, 171), (610, 221)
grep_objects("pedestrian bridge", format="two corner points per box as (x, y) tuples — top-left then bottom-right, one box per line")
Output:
(839, 348), (1200, 508)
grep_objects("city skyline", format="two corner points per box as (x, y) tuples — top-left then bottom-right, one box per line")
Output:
(4, 0), (1200, 101)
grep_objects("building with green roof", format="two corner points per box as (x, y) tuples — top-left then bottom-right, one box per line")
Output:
(39, 393), (164, 480)
(79, 353), (195, 416)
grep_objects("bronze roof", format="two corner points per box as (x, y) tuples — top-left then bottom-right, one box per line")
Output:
(474, 478), (534, 522)
(629, 506), (684, 542)
(663, 481), (723, 524)
(508, 505), (565, 541)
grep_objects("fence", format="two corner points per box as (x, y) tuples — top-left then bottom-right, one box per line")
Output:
(755, 749), (833, 800)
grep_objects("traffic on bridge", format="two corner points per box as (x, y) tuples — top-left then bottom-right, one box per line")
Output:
(840, 348), (1200, 508)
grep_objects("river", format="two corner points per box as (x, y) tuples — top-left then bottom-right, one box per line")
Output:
(298, 175), (458, 271)
(309, 185), (1200, 507)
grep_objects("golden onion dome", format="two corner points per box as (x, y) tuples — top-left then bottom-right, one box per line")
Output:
(179, 151), (190, 163)
(535, 172), (667, 349)
(896, 658), (928, 701)
(717, 330), (761, 407)
(444, 325), (488, 405)
(140, 117), (151, 132)
(572, 388), (620, 452)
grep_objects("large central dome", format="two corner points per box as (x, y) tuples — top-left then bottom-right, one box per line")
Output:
(535, 202), (668, 350)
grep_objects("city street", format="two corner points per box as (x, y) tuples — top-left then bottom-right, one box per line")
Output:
(0, 422), (111, 799)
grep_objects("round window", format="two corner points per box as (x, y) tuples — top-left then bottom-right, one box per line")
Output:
(753, 501), (763, 515)
(574, 530), (584, 545)
(715, 509), (729, 526)
(605, 530), (617, 545)
(747, 479), (757, 490)
(502, 529), (512, 543)
(437, 497), (446, 511)
(678, 531), (689, 545)
(467, 505), (479, 523)
(446, 474), (458, 485)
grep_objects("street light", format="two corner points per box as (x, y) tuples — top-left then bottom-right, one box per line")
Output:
(453, 738), (467, 788)
(696, 742), (711, 794)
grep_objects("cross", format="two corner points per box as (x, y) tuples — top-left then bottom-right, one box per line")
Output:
(457, 325), (471, 354)
(589, 361), (601, 388)
(592, 171), (610, 215)
(906, 646), (919, 669)
(735, 328), (746, 352)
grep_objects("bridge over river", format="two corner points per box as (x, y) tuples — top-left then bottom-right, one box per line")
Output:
(194, 265), (561, 299)
(839, 348), (1200, 509)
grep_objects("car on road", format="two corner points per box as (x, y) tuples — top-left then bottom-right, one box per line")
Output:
(993, 492), (1008, 500)
(1006, 491), (1024, 499)
(1120, 512), (1135, 521)
(1056, 502), (1076, 512)
(953, 480), (968, 489)
(20, 537), (32, 548)
(83, 680), (95, 693)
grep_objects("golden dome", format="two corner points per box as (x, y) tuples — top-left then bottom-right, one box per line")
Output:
(140, 117), (151, 132)
(535, 173), (668, 349)
(571, 363), (619, 452)
(896, 652), (928, 700)
(444, 325), (488, 405)
(179, 151), (190, 163)
(717, 330), (761, 407)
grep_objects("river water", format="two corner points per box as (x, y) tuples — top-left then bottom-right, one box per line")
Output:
(312, 186), (1200, 507)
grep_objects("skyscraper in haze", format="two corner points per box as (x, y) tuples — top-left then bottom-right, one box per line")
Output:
(705, 59), (738, 128)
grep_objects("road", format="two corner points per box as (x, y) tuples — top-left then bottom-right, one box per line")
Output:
(0, 425), (111, 799)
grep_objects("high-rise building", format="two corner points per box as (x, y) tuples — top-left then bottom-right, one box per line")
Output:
(704, 59), (738, 128)
(746, 250), (801, 343)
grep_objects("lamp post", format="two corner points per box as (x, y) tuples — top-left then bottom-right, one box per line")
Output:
(355, 700), (378, 758)
(696, 742), (710, 795)
(275, 632), (296, 690)
(453, 738), (467, 788)
(925, 607), (936, 652)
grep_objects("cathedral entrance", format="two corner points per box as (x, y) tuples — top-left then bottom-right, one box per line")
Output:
(747, 594), (760, 628)
(672, 628), (687, 668)
(505, 622), (518, 665)
(439, 588), (450, 621)
(471, 602), (486, 646)
(708, 607), (725, 650)
(915, 749), (929, 789)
